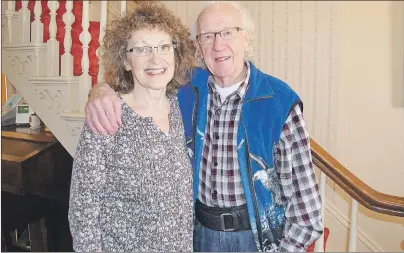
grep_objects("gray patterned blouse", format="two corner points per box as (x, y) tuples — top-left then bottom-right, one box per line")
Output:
(68, 95), (193, 252)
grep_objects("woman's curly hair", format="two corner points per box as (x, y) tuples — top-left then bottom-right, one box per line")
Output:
(102, 1), (197, 94)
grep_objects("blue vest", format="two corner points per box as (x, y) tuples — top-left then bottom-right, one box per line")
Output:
(177, 62), (301, 252)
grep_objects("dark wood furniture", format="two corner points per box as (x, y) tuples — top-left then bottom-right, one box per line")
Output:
(1, 125), (73, 251)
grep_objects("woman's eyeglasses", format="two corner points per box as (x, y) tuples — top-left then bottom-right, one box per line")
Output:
(126, 44), (176, 57)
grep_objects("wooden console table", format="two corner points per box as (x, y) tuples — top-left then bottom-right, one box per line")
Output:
(1, 125), (73, 251)
(2, 125), (72, 203)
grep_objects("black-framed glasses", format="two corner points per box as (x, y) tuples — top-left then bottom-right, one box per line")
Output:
(196, 27), (244, 45)
(126, 43), (177, 57)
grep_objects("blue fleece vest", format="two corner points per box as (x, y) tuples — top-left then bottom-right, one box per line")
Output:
(177, 62), (301, 252)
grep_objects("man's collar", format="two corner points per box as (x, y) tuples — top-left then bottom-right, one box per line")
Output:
(207, 61), (251, 99)
(243, 61), (274, 102)
(190, 60), (275, 102)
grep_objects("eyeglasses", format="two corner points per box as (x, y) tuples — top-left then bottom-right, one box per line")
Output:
(196, 27), (244, 45)
(126, 44), (176, 57)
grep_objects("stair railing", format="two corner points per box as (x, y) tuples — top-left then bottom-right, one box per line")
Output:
(311, 138), (404, 251)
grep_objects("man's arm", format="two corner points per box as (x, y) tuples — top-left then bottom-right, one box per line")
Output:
(85, 83), (122, 134)
(275, 104), (324, 252)
(68, 122), (111, 252)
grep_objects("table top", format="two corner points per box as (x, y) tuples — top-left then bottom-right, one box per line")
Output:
(2, 125), (57, 163)
(2, 125), (71, 205)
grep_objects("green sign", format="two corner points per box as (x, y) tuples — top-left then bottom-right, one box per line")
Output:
(17, 105), (29, 114)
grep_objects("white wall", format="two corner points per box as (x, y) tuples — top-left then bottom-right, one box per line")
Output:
(160, 1), (404, 251)
(333, 1), (404, 252)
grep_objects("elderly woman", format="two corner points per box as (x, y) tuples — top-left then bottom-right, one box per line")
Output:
(68, 2), (196, 252)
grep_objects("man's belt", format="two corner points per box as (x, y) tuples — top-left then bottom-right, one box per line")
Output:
(195, 199), (251, 232)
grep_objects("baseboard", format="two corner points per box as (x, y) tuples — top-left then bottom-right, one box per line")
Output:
(325, 199), (384, 252)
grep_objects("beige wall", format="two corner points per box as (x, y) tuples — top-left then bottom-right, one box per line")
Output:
(159, 1), (404, 251)
(333, 1), (404, 252)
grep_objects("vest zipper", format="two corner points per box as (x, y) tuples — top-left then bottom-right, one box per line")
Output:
(191, 86), (199, 155)
(190, 86), (199, 226)
(241, 117), (263, 251)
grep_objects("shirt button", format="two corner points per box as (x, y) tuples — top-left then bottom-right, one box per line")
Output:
(216, 109), (221, 114)
(214, 161), (218, 166)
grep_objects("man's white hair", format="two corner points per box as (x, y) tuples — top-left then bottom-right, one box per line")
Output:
(190, 1), (256, 63)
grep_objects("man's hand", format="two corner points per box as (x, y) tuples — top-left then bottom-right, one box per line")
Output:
(85, 83), (122, 135)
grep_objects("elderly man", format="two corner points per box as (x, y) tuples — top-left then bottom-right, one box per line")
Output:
(85, 2), (323, 252)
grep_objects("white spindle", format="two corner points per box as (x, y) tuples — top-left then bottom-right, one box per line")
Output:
(120, 1), (126, 17)
(7, 1), (14, 11)
(47, 1), (60, 76)
(3, 1), (18, 44)
(348, 199), (358, 252)
(97, 1), (108, 83)
(61, 0), (75, 76)
(20, 1), (30, 43)
(314, 172), (327, 252)
(79, 1), (92, 113)
(31, 0), (43, 42)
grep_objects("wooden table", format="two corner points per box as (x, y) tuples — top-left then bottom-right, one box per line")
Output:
(1, 125), (73, 251)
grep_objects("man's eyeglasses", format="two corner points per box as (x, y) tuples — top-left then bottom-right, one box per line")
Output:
(126, 44), (176, 57)
(196, 27), (244, 45)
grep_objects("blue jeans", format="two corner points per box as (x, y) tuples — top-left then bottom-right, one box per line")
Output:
(193, 221), (258, 252)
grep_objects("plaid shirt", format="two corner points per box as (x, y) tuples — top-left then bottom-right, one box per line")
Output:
(198, 63), (323, 252)
(198, 65), (250, 207)
(275, 104), (323, 252)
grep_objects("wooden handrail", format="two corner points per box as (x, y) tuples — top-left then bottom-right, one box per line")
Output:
(310, 138), (404, 217)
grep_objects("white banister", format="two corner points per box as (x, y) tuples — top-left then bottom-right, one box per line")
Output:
(47, 1), (60, 76)
(7, 1), (14, 11)
(31, 0), (43, 43)
(79, 1), (92, 113)
(120, 1), (126, 17)
(3, 1), (18, 44)
(61, 0), (75, 76)
(348, 199), (358, 252)
(314, 172), (327, 252)
(20, 1), (30, 43)
(97, 1), (108, 83)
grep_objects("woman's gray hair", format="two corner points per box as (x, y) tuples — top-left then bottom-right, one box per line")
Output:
(190, 1), (256, 67)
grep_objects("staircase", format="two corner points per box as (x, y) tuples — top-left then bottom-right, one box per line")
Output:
(2, 0), (138, 155)
(2, 0), (103, 155)
(2, 1), (404, 252)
